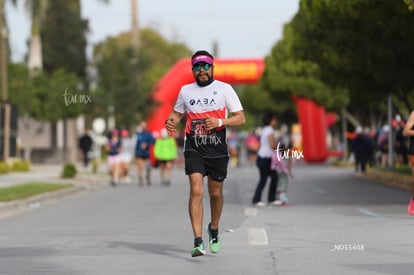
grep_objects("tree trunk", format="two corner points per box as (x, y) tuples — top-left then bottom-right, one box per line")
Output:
(27, 34), (43, 70)
(130, 0), (140, 48)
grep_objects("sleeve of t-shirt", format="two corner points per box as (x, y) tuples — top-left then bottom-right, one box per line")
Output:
(173, 89), (186, 114)
(224, 84), (243, 113)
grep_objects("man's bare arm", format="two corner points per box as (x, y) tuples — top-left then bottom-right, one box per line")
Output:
(165, 110), (184, 133)
(205, 110), (246, 131)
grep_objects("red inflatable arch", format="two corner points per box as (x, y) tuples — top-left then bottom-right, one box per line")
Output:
(147, 58), (338, 163)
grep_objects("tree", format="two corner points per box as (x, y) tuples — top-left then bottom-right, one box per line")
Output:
(92, 28), (192, 129)
(404, 0), (414, 11)
(21, 0), (48, 70)
(243, 21), (348, 125)
(41, 0), (87, 82)
(8, 63), (80, 159)
(289, 0), (414, 124)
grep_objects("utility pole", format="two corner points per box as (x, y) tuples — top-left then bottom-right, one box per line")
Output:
(131, 0), (140, 48)
(0, 0), (10, 162)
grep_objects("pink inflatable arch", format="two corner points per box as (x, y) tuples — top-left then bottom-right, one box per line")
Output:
(147, 58), (338, 163)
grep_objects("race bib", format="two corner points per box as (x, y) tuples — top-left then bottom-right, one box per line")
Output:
(190, 118), (215, 136)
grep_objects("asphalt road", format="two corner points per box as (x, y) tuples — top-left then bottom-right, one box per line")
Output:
(0, 160), (413, 275)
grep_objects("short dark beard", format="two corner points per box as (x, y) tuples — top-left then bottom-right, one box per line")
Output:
(196, 76), (214, 87)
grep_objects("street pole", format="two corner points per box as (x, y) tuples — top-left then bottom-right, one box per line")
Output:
(0, 0), (10, 162)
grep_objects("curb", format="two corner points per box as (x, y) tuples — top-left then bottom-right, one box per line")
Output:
(356, 169), (412, 191)
(0, 177), (109, 220)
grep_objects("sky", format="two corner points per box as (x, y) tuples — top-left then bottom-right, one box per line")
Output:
(5, 0), (300, 63)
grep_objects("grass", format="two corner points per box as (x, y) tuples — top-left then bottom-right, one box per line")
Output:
(0, 182), (73, 202)
(375, 164), (412, 175)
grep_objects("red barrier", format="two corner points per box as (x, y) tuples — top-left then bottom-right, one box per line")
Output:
(147, 58), (337, 163)
(294, 97), (337, 163)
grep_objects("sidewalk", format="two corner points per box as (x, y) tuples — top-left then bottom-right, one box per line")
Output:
(356, 167), (412, 191)
(0, 162), (110, 219)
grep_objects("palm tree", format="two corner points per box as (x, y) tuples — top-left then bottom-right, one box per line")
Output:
(12, 0), (110, 71)
(25, 0), (47, 70)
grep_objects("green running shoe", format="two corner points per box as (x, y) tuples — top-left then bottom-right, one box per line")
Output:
(208, 223), (220, 253)
(191, 242), (205, 257)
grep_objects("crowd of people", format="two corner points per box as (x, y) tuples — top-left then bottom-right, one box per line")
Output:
(78, 122), (176, 187)
(350, 120), (412, 173)
(77, 116), (298, 200)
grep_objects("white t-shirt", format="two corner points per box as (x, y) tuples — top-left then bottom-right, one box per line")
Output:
(258, 125), (275, 158)
(173, 80), (243, 158)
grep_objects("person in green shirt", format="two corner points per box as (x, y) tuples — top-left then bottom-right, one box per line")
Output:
(154, 129), (178, 186)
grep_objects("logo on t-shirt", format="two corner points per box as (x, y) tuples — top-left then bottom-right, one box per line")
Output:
(189, 98), (216, 107)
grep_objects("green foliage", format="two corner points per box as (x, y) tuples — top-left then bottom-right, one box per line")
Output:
(0, 162), (10, 174)
(11, 160), (31, 172)
(92, 29), (192, 128)
(8, 64), (82, 121)
(41, 0), (88, 81)
(61, 163), (77, 178)
(404, 0), (414, 11)
(250, 20), (349, 123)
(289, 0), (414, 122)
(0, 182), (72, 202)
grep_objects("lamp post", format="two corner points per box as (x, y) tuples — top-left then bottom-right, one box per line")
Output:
(0, 0), (10, 162)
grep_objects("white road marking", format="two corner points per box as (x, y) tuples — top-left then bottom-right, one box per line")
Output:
(357, 208), (385, 219)
(244, 207), (258, 216)
(248, 228), (269, 246)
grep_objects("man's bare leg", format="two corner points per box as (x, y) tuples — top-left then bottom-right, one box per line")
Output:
(188, 173), (204, 238)
(208, 177), (223, 230)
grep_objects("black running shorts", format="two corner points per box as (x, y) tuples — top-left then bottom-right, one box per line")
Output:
(184, 151), (229, 182)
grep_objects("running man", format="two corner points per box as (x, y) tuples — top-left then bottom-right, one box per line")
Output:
(165, 50), (245, 257)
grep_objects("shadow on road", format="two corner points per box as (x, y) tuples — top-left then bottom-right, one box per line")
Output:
(108, 241), (211, 262)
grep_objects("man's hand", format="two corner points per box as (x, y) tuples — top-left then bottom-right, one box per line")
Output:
(205, 115), (221, 131)
(165, 118), (177, 133)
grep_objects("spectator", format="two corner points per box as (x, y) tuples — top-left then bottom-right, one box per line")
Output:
(105, 129), (123, 186)
(135, 121), (154, 186)
(252, 111), (279, 207)
(79, 128), (93, 168)
(154, 129), (178, 186)
(119, 129), (134, 183)
(352, 126), (372, 174)
(245, 130), (260, 164)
